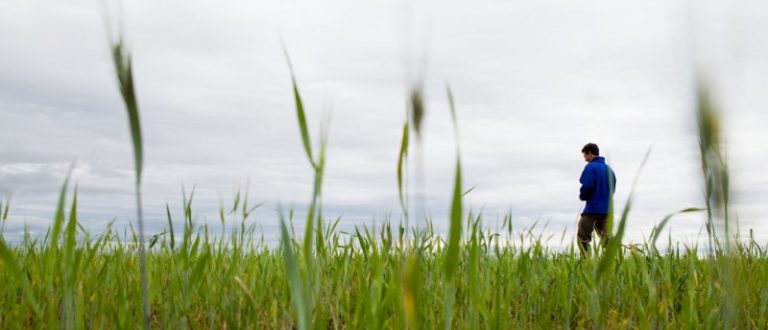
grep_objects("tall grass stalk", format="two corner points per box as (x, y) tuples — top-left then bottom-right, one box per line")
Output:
(280, 42), (330, 329)
(0, 194), (10, 234)
(695, 78), (746, 328)
(442, 86), (463, 329)
(695, 79), (731, 250)
(397, 121), (409, 221)
(407, 84), (426, 231)
(110, 36), (150, 329)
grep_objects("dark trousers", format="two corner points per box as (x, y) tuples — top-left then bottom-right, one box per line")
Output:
(577, 213), (609, 253)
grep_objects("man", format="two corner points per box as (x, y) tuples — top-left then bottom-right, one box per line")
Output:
(577, 143), (616, 254)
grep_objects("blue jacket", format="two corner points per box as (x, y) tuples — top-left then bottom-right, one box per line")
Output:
(579, 156), (616, 214)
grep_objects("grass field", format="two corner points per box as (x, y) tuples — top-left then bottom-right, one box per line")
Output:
(1, 21), (766, 329)
(1, 198), (767, 328)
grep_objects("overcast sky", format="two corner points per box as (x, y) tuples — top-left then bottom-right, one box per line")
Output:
(1, 0), (766, 247)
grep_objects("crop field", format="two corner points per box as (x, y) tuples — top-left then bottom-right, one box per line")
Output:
(1, 195), (767, 328)
(1, 21), (767, 330)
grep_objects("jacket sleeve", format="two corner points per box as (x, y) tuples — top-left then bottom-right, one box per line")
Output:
(579, 166), (595, 201)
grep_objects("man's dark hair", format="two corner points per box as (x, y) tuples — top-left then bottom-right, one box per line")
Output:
(582, 143), (599, 156)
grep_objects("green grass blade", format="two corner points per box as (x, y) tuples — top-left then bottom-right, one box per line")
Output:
(280, 218), (308, 330)
(0, 194), (8, 234)
(444, 85), (463, 278)
(651, 208), (705, 247)
(443, 174), (463, 330)
(597, 197), (631, 279)
(51, 168), (73, 247)
(111, 41), (143, 182)
(166, 203), (175, 250)
(64, 186), (78, 263)
(281, 42), (315, 169)
(597, 147), (651, 280)
(63, 185), (79, 329)
(444, 160), (463, 278)
(1, 193), (10, 221)
(408, 87), (425, 138)
(443, 86), (463, 329)
(696, 79), (731, 252)
(231, 189), (241, 214)
(397, 121), (409, 218)
(109, 34), (150, 330)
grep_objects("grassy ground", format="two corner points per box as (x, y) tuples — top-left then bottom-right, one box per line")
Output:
(1, 204), (767, 329)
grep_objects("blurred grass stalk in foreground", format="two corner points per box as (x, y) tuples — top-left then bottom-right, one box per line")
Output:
(695, 79), (732, 249)
(695, 77), (749, 329)
(105, 4), (150, 325)
(280, 42), (330, 330)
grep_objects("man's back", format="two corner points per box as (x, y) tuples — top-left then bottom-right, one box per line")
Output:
(579, 156), (616, 214)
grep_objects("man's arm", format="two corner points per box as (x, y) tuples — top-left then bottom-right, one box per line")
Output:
(579, 167), (595, 201)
